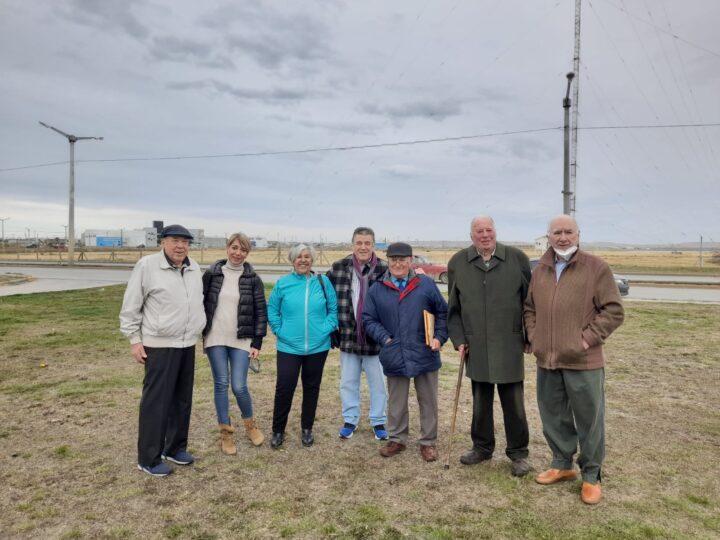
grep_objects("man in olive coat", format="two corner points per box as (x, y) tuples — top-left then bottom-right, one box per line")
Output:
(447, 216), (532, 476)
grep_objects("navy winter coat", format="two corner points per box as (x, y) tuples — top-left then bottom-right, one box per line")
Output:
(362, 271), (448, 378)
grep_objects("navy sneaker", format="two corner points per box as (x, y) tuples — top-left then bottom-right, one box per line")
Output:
(161, 450), (194, 465)
(137, 462), (173, 477)
(338, 423), (357, 439)
(373, 425), (389, 441)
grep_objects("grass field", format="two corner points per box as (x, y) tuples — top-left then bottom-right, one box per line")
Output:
(2, 246), (717, 275)
(0, 287), (719, 539)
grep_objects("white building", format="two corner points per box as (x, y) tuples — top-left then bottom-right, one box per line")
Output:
(82, 228), (157, 248)
(534, 235), (549, 253)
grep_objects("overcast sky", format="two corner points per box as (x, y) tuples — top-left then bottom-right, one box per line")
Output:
(1, 0), (718, 245)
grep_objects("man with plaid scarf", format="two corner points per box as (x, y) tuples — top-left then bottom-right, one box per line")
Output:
(327, 227), (389, 440)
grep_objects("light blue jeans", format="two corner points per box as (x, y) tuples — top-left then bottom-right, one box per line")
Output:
(339, 352), (387, 427)
(206, 346), (253, 425)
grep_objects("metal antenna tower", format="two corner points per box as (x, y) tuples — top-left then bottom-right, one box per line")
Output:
(569, 0), (582, 216)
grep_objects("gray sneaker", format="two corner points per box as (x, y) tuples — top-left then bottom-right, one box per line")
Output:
(511, 458), (530, 477)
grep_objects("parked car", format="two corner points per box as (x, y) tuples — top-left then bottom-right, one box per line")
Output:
(412, 255), (448, 284)
(529, 258), (629, 296)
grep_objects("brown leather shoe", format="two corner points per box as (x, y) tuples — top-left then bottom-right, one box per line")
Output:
(379, 441), (406, 458)
(581, 482), (602, 504)
(535, 468), (578, 485)
(420, 445), (438, 462)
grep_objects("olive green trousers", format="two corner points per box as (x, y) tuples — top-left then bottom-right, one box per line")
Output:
(536, 367), (605, 483)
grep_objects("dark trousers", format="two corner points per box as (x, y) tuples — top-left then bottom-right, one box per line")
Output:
(471, 380), (529, 460)
(137, 346), (195, 467)
(272, 350), (328, 433)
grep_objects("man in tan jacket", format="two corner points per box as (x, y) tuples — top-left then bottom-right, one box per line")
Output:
(524, 215), (624, 505)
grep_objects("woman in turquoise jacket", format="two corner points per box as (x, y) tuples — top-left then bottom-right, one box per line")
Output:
(267, 243), (338, 449)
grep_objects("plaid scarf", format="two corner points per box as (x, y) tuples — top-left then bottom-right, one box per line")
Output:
(352, 252), (378, 345)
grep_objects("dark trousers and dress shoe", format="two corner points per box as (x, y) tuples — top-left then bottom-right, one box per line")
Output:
(271, 432), (284, 449)
(301, 429), (314, 447)
(460, 447), (492, 465)
(470, 381), (529, 463)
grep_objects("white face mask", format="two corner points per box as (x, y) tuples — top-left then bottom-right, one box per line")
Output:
(553, 245), (578, 260)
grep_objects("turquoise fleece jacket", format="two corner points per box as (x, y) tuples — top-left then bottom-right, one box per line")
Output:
(268, 272), (338, 355)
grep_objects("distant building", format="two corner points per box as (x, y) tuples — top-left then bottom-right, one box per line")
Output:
(534, 235), (549, 253)
(82, 228), (157, 248)
(251, 237), (268, 248)
(203, 236), (228, 249)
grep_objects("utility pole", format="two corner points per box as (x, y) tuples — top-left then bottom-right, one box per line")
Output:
(563, 73), (575, 215)
(569, 0), (582, 216)
(0, 217), (9, 249)
(39, 121), (103, 266)
(699, 234), (704, 268)
(62, 224), (68, 242)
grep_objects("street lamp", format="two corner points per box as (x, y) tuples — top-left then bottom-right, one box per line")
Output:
(563, 72), (575, 216)
(39, 121), (103, 266)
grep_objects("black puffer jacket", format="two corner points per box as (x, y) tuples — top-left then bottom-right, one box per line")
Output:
(202, 259), (267, 349)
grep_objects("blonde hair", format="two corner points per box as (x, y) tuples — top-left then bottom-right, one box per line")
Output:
(227, 232), (252, 251)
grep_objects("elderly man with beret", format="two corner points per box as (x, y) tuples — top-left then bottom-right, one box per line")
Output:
(362, 242), (448, 462)
(120, 224), (206, 477)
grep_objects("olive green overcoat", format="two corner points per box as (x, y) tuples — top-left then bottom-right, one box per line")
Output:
(447, 243), (531, 383)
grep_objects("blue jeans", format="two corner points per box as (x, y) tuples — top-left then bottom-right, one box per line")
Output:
(206, 346), (253, 425)
(339, 352), (387, 426)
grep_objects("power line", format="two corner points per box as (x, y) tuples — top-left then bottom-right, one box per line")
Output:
(596, 0), (720, 58)
(1, 123), (719, 173)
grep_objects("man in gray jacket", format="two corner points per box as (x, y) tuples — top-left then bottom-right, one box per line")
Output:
(447, 216), (531, 476)
(119, 224), (206, 477)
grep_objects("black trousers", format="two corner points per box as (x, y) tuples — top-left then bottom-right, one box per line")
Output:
(272, 350), (328, 433)
(137, 346), (195, 467)
(471, 380), (529, 460)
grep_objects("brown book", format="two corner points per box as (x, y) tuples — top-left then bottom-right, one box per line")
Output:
(423, 310), (435, 347)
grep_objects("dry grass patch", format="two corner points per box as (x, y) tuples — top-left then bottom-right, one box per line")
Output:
(0, 287), (718, 538)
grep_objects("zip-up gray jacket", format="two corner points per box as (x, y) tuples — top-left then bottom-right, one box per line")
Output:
(119, 250), (206, 348)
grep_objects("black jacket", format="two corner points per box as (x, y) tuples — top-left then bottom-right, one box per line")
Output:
(202, 259), (267, 350)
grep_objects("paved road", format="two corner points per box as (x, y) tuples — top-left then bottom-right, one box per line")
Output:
(623, 273), (720, 284)
(0, 266), (282, 297)
(2, 265), (719, 303)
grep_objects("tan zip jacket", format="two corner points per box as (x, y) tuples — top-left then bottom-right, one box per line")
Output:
(119, 251), (206, 348)
(524, 249), (624, 370)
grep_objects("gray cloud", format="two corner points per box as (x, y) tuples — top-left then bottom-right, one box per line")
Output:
(360, 100), (462, 121)
(149, 36), (212, 62)
(200, 3), (333, 69)
(148, 36), (235, 70)
(166, 78), (322, 104)
(57, 0), (149, 40)
(507, 137), (557, 161)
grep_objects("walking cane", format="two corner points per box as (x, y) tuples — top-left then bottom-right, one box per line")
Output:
(444, 348), (466, 470)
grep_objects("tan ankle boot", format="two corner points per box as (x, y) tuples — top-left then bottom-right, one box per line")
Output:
(243, 418), (265, 446)
(219, 424), (237, 455)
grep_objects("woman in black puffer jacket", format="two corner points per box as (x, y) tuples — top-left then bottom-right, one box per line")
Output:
(202, 232), (268, 453)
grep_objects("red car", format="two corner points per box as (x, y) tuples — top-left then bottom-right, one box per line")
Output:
(412, 255), (448, 284)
